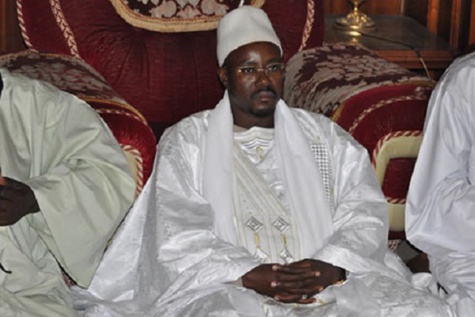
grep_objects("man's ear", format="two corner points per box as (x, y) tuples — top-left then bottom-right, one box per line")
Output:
(218, 67), (228, 88)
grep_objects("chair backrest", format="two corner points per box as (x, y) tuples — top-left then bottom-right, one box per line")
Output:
(18, 0), (324, 138)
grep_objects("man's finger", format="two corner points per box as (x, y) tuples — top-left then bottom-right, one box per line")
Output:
(274, 265), (320, 277)
(274, 278), (323, 293)
(273, 270), (320, 283)
(274, 265), (308, 274)
(296, 296), (318, 305)
(286, 285), (324, 297)
(274, 293), (304, 303)
(274, 293), (317, 305)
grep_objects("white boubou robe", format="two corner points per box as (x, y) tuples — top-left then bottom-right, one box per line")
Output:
(74, 92), (453, 317)
(0, 69), (135, 317)
(406, 52), (475, 315)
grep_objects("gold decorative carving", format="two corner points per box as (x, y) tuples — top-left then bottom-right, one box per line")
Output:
(335, 0), (375, 33)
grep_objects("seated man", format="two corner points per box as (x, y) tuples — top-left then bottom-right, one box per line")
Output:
(0, 68), (135, 316)
(76, 6), (453, 317)
(406, 51), (475, 315)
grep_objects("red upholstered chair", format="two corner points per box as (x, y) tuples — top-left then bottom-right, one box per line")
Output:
(285, 44), (434, 245)
(17, 0), (324, 138)
(7, 0), (434, 246)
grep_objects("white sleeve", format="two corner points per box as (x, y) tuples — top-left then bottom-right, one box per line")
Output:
(86, 121), (259, 304)
(313, 121), (391, 274)
(406, 63), (475, 258)
(24, 90), (136, 287)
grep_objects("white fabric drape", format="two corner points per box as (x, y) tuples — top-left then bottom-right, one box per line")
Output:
(0, 69), (135, 316)
(74, 96), (454, 316)
(203, 91), (333, 253)
(406, 52), (475, 314)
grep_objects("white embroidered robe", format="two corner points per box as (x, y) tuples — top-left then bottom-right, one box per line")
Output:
(74, 98), (453, 316)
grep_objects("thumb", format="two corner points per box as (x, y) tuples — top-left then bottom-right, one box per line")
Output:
(0, 175), (6, 185)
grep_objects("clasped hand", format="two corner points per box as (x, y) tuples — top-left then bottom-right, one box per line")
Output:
(0, 176), (39, 226)
(242, 259), (343, 304)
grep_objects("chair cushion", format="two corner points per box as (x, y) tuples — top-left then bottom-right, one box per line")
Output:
(0, 50), (157, 193)
(17, 0), (324, 138)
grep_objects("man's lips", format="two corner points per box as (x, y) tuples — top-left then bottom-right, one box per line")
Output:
(253, 90), (276, 101)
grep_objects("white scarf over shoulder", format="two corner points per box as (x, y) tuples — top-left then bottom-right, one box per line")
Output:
(203, 91), (334, 255)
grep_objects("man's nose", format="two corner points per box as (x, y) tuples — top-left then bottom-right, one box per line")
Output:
(255, 68), (271, 84)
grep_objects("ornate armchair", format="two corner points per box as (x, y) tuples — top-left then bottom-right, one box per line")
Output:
(1, 0), (435, 245)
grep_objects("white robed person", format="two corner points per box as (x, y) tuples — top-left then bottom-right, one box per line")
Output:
(0, 68), (135, 316)
(73, 6), (453, 317)
(406, 51), (475, 316)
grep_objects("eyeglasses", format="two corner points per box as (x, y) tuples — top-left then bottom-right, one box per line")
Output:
(236, 62), (285, 80)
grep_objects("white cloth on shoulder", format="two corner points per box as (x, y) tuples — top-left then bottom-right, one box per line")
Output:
(203, 91), (333, 254)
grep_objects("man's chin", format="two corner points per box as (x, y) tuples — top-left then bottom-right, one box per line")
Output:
(251, 100), (278, 117)
(251, 107), (276, 118)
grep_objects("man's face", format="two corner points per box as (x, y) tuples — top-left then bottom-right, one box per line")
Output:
(219, 42), (284, 128)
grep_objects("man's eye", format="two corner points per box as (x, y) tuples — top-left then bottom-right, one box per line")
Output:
(239, 67), (256, 74)
(267, 64), (281, 72)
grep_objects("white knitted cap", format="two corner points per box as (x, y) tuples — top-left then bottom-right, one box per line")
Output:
(217, 6), (282, 66)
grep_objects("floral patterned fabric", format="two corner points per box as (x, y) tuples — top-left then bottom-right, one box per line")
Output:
(110, 0), (265, 32)
(284, 43), (429, 117)
(0, 50), (129, 108)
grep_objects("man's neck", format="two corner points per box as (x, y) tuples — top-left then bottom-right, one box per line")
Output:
(232, 113), (274, 129)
